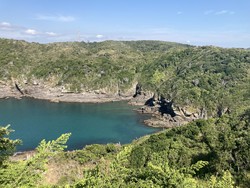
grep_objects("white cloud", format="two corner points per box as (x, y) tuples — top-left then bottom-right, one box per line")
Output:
(0, 21), (66, 42)
(1, 21), (248, 48)
(204, 10), (235, 16)
(25, 29), (59, 37)
(45, 32), (58, 36)
(0, 22), (13, 30)
(215, 10), (235, 15)
(57, 16), (75, 22)
(215, 10), (228, 15)
(0, 21), (28, 32)
(96, 34), (104, 38)
(36, 15), (75, 22)
(25, 29), (38, 35)
(1, 22), (11, 26)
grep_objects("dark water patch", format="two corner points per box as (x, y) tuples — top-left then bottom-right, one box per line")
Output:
(0, 98), (157, 151)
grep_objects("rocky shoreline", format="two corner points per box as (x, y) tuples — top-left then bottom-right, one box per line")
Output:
(0, 84), (132, 103)
(1, 82), (209, 159)
(130, 93), (209, 128)
(0, 82), (207, 129)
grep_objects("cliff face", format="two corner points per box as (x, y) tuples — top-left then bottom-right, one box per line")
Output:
(1, 38), (250, 124)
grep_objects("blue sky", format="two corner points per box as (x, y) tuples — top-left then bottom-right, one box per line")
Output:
(0, 0), (249, 47)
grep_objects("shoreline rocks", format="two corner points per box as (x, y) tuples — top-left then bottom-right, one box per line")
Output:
(0, 84), (132, 103)
(133, 94), (207, 128)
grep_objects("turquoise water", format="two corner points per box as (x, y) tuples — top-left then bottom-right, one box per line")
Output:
(0, 98), (157, 151)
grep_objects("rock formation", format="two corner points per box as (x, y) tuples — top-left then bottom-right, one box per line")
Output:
(135, 93), (210, 128)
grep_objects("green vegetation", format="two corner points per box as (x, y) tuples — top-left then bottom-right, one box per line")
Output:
(0, 39), (191, 93)
(1, 39), (185, 92)
(0, 126), (20, 166)
(0, 133), (71, 187)
(140, 46), (250, 116)
(0, 39), (249, 187)
(0, 110), (249, 187)
(1, 39), (249, 116)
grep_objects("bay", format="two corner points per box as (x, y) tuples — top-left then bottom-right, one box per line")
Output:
(0, 98), (157, 151)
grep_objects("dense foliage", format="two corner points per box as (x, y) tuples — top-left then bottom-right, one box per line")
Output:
(0, 110), (249, 187)
(140, 46), (250, 116)
(0, 39), (249, 187)
(0, 133), (71, 187)
(0, 39), (186, 92)
(0, 38), (249, 116)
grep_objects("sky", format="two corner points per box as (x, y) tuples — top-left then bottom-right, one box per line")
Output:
(0, 0), (250, 47)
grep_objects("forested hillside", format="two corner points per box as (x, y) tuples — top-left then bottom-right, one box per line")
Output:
(0, 38), (249, 116)
(0, 38), (250, 187)
(0, 39), (187, 92)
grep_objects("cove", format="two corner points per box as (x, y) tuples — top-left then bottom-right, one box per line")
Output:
(0, 98), (158, 151)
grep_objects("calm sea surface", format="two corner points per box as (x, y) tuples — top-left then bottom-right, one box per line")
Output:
(0, 98), (158, 151)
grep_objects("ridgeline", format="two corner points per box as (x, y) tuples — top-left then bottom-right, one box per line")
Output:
(0, 38), (249, 187)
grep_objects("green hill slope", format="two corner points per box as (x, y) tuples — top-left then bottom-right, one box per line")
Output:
(0, 38), (249, 117)
(0, 39), (187, 92)
(0, 38), (250, 187)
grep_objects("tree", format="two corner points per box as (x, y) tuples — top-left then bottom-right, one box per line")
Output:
(209, 170), (235, 188)
(0, 133), (71, 187)
(0, 125), (21, 165)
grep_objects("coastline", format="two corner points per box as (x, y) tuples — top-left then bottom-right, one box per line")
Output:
(1, 83), (188, 129)
(1, 84), (190, 156)
(0, 84), (133, 103)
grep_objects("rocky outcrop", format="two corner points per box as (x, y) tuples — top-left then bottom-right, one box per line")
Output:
(135, 94), (209, 128)
(129, 83), (153, 106)
(133, 83), (142, 97)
